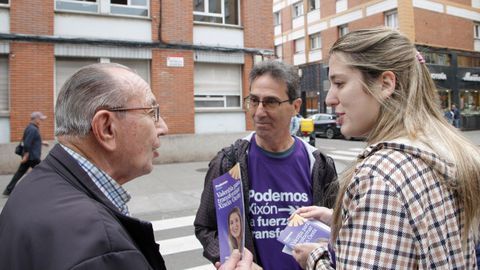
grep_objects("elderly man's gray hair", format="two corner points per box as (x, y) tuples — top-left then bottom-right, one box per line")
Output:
(55, 63), (138, 137)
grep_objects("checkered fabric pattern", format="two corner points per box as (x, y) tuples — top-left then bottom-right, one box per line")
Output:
(309, 142), (477, 269)
(61, 145), (131, 216)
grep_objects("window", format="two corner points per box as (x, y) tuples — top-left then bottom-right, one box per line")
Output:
(0, 56), (8, 143)
(194, 63), (242, 109)
(56, 0), (98, 13)
(293, 2), (304, 18)
(385, 10), (398, 29)
(310, 33), (321, 50)
(475, 23), (480, 39)
(294, 38), (305, 53)
(55, 58), (150, 100)
(474, 0), (480, 9)
(336, 0), (347, 13)
(274, 11), (281, 26)
(193, 0), (240, 26)
(55, 0), (149, 17)
(309, 0), (319, 11)
(460, 90), (480, 114)
(110, 0), (149, 16)
(0, 0), (9, 4)
(458, 55), (480, 67)
(275, 45), (283, 59)
(338, 25), (348, 37)
(423, 52), (450, 66)
(0, 56), (8, 112)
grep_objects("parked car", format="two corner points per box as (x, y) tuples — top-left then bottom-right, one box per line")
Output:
(308, 113), (342, 139)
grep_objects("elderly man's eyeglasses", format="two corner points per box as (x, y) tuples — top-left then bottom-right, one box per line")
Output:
(107, 104), (160, 123)
(244, 95), (292, 110)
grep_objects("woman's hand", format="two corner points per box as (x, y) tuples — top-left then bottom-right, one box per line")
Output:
(294, 206), (333, 225)
(293, 242), (327, 269)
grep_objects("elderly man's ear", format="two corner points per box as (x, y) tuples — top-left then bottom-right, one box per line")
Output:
(90, 111), (118, 151)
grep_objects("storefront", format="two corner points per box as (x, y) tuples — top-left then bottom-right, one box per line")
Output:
(298, 47), (480, 130)
(422, 46), (480, 130)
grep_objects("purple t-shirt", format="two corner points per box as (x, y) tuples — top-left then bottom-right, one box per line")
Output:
(248, 135), (312, 270)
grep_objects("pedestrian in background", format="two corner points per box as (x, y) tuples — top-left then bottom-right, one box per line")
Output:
(452, 103), (461, 128)
(3, 111), (49, 196)
(289, 113), (301, 136)
(195, 60), (337, 270)
(293, 28), (480, 269)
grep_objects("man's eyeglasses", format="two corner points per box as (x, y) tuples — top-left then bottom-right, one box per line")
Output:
(244, 95), (292, 110)
(107, 104), (160, 123)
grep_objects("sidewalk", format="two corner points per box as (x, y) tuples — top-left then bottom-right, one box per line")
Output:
(0, 161), (211, 217)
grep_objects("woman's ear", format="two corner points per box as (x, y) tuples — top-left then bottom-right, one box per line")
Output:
(380, 71), (396, 99)
(91, 110), (117, 151)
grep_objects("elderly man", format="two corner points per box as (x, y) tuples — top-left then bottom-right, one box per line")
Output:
(194, 60), (338, 270)
(0, 63), (168, 269)
(3, 111), (49, 196)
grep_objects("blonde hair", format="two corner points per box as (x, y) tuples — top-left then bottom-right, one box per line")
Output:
(329, 27), (480, 244)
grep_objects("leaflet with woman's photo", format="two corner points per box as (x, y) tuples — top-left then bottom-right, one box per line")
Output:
(277, 214), (330, 255)
(213, 163), (245, 263)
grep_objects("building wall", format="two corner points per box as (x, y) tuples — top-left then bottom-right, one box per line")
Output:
(9, 0), (54, 140)
(273, 0), (480, 128)
(0, 0), (274, 142)
(152, 50), (195, 134)
(414, 8), (473, 50)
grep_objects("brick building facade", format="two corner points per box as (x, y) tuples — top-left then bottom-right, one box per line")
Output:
(0, 0), (274, 143)
(273, 0), (480, 129)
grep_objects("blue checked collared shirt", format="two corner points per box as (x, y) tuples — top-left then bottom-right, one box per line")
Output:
(61, 144), (131, 216)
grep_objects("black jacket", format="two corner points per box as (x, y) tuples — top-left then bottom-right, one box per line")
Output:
(0, 144), (166, 270)
(194, 133), (338, 265)
(23, 123), (43, 161)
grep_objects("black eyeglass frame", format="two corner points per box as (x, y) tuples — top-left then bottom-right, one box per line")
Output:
(107, 104), (160, 123)
(243, 95), (293, 110)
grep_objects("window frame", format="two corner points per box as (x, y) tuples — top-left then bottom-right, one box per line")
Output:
(385, 10), (398, 29)
(193, 0), (241, 26)
(0, 56), (9, 113)
(338, 25), (348, 37)
(194, 63), (243, 110)
(110, 0), (149, 17)
(274, 11), (281, 26)
(292, 2), (304, 18)
(0, 0), (9, 6)
(475, 23), (480, 39)
(275, 45), (283, 59)
(309, 0), (319, 11)
(294, 38), (305, 53)
(309, 33), (321, 51)
(55, 0), (149, 17)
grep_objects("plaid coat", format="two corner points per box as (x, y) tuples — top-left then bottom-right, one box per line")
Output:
(308, 141), (477, 269)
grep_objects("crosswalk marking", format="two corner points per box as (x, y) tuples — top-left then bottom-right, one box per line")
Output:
(151, 215), (195, 231)
(330, 150), (360, 156)
(328, 154), (355, 161)
(157, 235), (203, 255)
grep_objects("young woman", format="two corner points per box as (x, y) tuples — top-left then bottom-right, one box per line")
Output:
(293, 28), (480, 269)
(228, 207), (243, 252)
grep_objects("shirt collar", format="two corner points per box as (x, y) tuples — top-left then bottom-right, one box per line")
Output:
(60, 144), (131, 216)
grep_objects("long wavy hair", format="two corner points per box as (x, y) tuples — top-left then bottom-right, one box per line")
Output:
(227, 207), (243, 252)
(329, 28), (480, 246)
